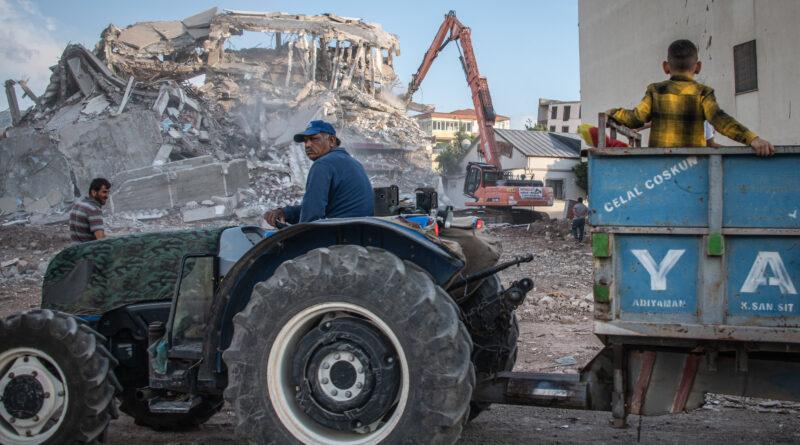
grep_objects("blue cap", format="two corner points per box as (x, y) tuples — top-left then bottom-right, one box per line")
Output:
(293, 120), (340, 143)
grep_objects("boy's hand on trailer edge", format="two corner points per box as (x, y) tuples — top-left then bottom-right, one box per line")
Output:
(750, 137), (775, 157)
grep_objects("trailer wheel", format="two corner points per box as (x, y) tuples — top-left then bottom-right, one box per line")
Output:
(462, 275), (519, 420)
(224, 245), (474, 444)
(0, 310), (119, 445)
(117, 389), (222, 430)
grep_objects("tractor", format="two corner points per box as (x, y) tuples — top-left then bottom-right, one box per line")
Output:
(0, 193), (533, 444)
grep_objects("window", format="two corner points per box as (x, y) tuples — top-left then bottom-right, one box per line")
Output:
(464, 165), (482, 195)
(734, 40), (758, 93)
(546, 179), (564, 200)
(170, 256), (216, 346)
(563, 105), (571, 121)
(551, 106), (558, 120)
(549, 125), (556, 132)
(562, 126), (570, 133)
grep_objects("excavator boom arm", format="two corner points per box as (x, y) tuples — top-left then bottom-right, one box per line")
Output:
(405, 11), (501, 168)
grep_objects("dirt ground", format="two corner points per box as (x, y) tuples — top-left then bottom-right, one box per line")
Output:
(2, 222), (800, 444)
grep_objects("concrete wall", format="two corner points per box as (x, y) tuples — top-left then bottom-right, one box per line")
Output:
(579, 0), (800, 145)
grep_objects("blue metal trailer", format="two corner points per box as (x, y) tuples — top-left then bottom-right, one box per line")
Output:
(585, 140), (800, 424)
(473, 117), (800, 427)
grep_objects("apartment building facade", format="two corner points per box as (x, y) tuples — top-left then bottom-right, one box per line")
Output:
(537, 99), (582, 134)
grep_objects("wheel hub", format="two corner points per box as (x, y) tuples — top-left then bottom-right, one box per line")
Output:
(316, 351), (367, 402)
(3, 375), (45, 419)
(0, 350), (67, 441)
(292, 317), (401, 432)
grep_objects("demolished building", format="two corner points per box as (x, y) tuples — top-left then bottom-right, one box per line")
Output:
(1, 8), (438, 224)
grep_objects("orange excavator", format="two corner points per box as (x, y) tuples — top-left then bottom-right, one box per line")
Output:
(405, 10), (553, 222)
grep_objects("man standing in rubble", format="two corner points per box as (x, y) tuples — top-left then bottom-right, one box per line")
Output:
(571, 197), (588, 243)
(264, 120), (373, 226)
(69, 178), (111, 242)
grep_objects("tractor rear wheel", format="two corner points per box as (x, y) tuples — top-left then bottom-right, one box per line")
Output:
(224, 245), (474, 444)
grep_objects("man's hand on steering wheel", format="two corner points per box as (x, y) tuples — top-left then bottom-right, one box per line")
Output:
(263, 208), (286, 228)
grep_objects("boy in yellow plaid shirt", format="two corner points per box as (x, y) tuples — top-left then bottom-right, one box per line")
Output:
(607, 39), (774, 156)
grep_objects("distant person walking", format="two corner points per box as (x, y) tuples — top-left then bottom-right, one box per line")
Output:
(571, 197), (588, 243)
(69, 178), (110, 243)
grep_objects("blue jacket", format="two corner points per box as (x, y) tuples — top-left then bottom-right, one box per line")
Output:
(284, 147), (374, 223)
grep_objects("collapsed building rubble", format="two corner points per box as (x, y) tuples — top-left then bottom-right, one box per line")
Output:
(1, 8), (438, 225)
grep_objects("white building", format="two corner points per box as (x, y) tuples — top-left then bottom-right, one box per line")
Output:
(579, 0), (800, 145)
(414, 108), (511, 147)
(537, 99), (581, 134)
(442, 129), (585, 208)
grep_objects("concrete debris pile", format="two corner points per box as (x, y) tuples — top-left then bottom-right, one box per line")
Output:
(1, 8), (436, 225)
(489, 225), (594, 324)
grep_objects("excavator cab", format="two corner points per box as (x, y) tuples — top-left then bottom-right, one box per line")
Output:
(464, 162), (503, 197)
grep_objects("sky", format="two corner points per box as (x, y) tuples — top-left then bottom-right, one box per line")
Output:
(0, 0), (580, 129)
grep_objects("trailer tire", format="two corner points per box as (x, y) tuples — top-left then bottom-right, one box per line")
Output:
(224, 245), (474, 444)
(117, 389), (222, 430)
(462, 275), (519, 420)
(0, 309), (119, 445)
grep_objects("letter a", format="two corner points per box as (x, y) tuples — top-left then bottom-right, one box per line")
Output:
(740, 252), (798, 295)
(631, 249), (685, 291)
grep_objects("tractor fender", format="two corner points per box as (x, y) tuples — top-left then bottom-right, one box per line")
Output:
(206, 218), (465, 369)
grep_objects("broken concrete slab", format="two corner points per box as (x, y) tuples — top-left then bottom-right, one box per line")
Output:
(29, 212), (70, 225)
(111, 157), (249, 213)
(152, 144), (174, 166)
(113, 76), (136, 116)
(118, 24), (162, 50)
(152, 21), (186, 40)
(66, 58), (95, 97)
(152, 88), (170, 115)
(1, 258), (19, 268)
(186, 27), (210, 40)
(114, 209), (168, 220)
(182, 204), (231, 222)
(57, 109), (164, 194)
(45, 103), (82, 132)
(0, 128), (76, 210)
(25, 190), (63, 213)
(182, 7), (218, 28)
(81, 95), (110, 115)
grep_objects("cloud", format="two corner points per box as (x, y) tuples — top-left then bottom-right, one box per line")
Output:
(0, 0), (64, 111)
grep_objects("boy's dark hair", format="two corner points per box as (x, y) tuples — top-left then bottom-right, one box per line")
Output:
(577, 197), (584, 203)
(667, 39), (699, 71)
(89, 177), (111, 193)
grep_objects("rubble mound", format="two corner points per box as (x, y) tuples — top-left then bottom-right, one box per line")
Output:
(1, 8), (437, 225)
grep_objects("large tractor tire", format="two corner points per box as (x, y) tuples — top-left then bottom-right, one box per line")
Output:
(0, 310), (119, 445)
(461, 275), (519, 420)
(224, 245), (474, 444)
(117, 389), (223, 430)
